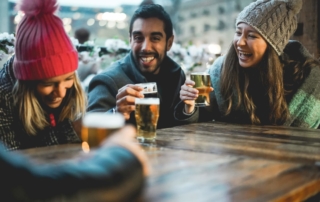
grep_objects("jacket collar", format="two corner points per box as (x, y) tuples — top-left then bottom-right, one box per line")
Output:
(3, 55), (16, 85)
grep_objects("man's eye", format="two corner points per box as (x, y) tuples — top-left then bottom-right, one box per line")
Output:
(134, 36), (143, 41)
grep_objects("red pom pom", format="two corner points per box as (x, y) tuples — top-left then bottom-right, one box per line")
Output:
(18, 0), (59, 16)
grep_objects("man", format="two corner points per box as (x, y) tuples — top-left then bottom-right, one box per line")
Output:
(87, 4), (186, 128)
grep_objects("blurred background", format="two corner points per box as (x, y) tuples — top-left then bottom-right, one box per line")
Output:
(0, 0), (319, 83)
(4, 0), (254, 51)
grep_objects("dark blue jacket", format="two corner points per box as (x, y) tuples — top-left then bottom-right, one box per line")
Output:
(0, 143), (144, 201)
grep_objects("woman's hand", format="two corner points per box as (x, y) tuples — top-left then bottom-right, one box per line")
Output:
(180, 79), (198, 114)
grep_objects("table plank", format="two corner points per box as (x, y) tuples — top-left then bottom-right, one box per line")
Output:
(154, 122), (320, 163)
(138, 145), (320, 202)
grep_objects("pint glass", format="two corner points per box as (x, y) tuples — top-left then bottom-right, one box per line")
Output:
(190, 72), (211, 107)
(81, 112), (125, 152)
(135, 98), (160, 142)
(136, 82), (158, 98)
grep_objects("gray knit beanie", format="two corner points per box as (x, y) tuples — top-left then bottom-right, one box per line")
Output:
(236, 0), (303, 56)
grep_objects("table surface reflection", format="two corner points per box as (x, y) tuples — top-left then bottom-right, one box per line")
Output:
(20, 121), (320, 202)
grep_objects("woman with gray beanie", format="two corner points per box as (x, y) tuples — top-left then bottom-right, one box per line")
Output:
(176, 0), (320, 128)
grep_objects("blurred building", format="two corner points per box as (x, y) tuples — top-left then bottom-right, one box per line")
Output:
(5, 0), (320, 57)
(291, 0), (320, 58)
(0, 0), (9, 32)
(8, 2), (138, 46)
(172, 0), (254, 54)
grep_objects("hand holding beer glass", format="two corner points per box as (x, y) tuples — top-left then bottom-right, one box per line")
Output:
(180, 72), (213, 114)
(115, 83), (157, 120)
(81, 112), (125, 152)
(135, 98), (160, 142)
(190, 72), (212, 107)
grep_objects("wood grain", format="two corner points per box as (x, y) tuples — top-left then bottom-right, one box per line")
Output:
(20, 121), (320, 202)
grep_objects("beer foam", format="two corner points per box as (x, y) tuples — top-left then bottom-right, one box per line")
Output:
(82, 112), (125, 128)
(135, 98), (160, 105)
(191, 72), (209, 75)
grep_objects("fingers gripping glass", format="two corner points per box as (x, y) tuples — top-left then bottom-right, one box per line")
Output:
(190, 72), (211, 107)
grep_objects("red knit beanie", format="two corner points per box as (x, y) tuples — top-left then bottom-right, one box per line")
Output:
(13, 0), (78, 80)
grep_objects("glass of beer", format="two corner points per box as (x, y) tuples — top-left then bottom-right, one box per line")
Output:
(136, 82), (158, 98)
(135, 98), (160, 142)
(81, 112), (125, 152)
(190, 72), (211, 107)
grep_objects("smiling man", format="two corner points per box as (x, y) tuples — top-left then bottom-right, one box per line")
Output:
(87, 4), (186, 128)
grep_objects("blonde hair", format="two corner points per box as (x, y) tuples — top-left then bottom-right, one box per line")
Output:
(12, 73), (87, 135)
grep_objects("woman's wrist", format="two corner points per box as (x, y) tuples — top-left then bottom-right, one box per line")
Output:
(183, 104), (195, 115)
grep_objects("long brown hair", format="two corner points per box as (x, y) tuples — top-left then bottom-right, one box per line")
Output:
(12, 73), (87, 135)
(220, 44), (289, 125)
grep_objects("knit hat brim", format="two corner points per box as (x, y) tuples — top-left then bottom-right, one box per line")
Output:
(236, 20), (282, 56)
(13, 50), (78, 80)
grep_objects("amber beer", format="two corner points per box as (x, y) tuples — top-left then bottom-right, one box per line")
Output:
(135, 98), (160, 142)
(81, 112), (125, 152)
(190, 72), (211, 107)
(136, 82), (158, 98)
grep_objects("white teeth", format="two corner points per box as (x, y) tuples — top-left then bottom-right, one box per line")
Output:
(239, 51), (251, 56)
(141, 57), (154, 62)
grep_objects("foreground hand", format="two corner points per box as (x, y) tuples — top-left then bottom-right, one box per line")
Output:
(180, 79), (198, 113)
(102, 125), (150, 176)
(116, 84), (144, 120)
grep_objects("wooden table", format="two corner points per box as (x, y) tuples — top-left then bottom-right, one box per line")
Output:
(20, 121), (320, 202)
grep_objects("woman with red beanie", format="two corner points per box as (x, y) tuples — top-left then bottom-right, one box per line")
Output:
(0, 0), (86, 150)
(0, 0), (149, 200)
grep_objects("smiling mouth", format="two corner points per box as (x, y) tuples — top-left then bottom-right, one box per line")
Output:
(47, 98), (62, 104)
(239, 51), (252, 58)
(140, 56), (155, 63)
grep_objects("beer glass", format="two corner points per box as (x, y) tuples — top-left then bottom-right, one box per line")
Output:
(190, 72), (211, 107)
(81, 112), (125, 152)
(136, 82), (158, 98)
(135, 98), (160, 142)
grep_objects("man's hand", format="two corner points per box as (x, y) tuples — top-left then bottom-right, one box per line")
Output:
(115, 84), (144, 120)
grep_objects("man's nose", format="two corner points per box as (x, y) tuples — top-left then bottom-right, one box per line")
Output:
(141, 39), (151, 51)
